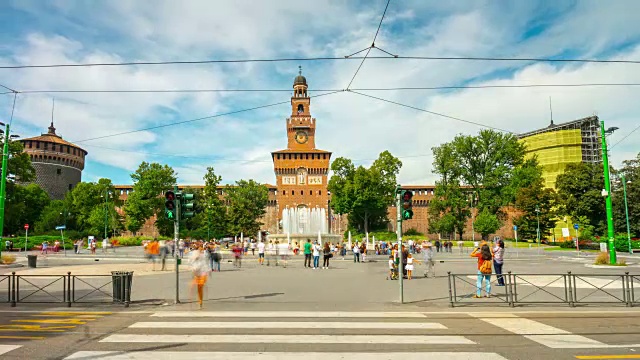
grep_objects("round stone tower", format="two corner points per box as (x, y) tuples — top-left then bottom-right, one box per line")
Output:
(19, 121), (87, 200)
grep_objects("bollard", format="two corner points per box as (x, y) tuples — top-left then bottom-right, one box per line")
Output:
(567, 271), (575, 307)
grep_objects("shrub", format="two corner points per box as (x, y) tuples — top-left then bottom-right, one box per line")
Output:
(594, 252), (608, 265)
(1, 254), (16, 264)
(403, 228), (423, 236)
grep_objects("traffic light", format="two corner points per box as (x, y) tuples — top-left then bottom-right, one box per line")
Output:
(402, 190), (413, 220)
(179, 192), (195, 219)
(165, 190), (176, 221)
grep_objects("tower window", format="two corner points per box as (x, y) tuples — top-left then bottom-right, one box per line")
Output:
(297, 104), (304, 114)
(44, 143), (48, 150)
(52, 144), (56, 151)
(36, 142), (40, 149)
(283, 190), (286, 196)
(57, 169), (61, 175)
(68, 184), (72, 190)
(309, 190), (312, 195)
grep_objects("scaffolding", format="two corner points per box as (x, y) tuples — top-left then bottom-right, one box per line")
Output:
(518, 115), (602, 188)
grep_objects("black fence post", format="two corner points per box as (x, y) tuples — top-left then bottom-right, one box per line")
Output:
(124, 273), (130, 308)
(10, 272), (16, 307)
(447, 272), (454, 308)
(67, 272), (72, 308)
(507, 271), (514, 307)
(567, 271), (575, 307)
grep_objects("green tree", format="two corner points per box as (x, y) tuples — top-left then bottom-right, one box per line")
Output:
(1, 139), (36, 235)
(124, 162), (176, 234)
(328, 151), (402, 233)
(451, 130), (530, 216)
(613, 152), (639, 237)
(474, 209), (501, 240)
(61, 178), (119, 235)
(34, 200), (66, 233)
(225, 179), (268, 236)
(556, 162), (606, 234)
(428, 143), (470, 239)
(5, 183), (50, 235)
(513, 178), (558, 241)
(199, 167), (228, 239)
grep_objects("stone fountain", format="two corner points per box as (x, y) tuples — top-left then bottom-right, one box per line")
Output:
(267, 207), (342, 245)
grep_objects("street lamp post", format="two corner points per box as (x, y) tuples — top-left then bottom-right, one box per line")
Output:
(618, 174), (633, 254)
(600, 121), (617, 264)
(103, 189), (109, 242)
(535, 206), (541, 253)
(59, 210), (67, 256)
(468, 193), (477, 243)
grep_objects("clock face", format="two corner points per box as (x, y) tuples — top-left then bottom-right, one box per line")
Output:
(295, 130), (308, 144)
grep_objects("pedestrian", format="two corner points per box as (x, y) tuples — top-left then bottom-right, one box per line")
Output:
(352, 242), (361, 263)
(493, 239), (505, 286)
(471, 242), (493, 298)
(73, 240), (79, 254)
(207, 242), (216, 271)
(313, 241), (321, 269)
(251, 241), (256, 256)
(279, 241), (290, 268)
(406, 253), (419, 280)
(178, 239), (185, 258)
(361, 243), (367, 262)
(257, 240), (265, 265)
(303, 239), (312, 268)
(189, 245), (209, 309)
(435, 240), (441, 253)
(159, 239), (169, 271)
(54, 240), (60, 253)
(102, 238), (108, 253)
(422, 241), (435, 278)
(458, 240), (464, 254)
(232, 242), (242, 268)
(322, 242), (332, 269)
(90, 239), (96, 254)
(147, 239), (160, 271)
(41, 241), (48, 255)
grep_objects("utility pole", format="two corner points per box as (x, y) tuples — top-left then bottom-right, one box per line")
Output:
(395, 186), (403, 304)
(174, 185), (181, 304)
(600, 120), (617, 264)
(535, 206), (540, 253)
(621, 174), (632, 254)
(0, 123), (11, 258)
(104, 189), (109, 242)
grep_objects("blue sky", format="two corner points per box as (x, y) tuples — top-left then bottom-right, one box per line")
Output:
(0, 0), (639, 186)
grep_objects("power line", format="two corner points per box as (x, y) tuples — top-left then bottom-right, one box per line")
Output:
(71, 90), (344, 143)
(349, 90), (515, 133)
(345, 0), (392, 90)
(0, 83), (17, 93)
(610, 124), (640, 149)
(3, 55), (640, 70)
(14, 83), (640, 95)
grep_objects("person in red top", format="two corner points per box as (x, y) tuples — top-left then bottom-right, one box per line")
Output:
(471, 242), (493, 298)
(232, 243), (243, 268)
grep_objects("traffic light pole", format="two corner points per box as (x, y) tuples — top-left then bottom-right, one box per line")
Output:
(395, 188), (403, 304)
(174, 185), (181, 304)
(600, 121), (617, 265)
(0, 124), (10, 258)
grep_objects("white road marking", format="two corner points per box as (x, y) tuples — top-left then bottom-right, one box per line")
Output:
(150, 311), (428, 318)
(65, 352), (507, 360)
(100, 334), (474, 345)
(481, 317), (640, 348)
(0, 345), (21, 355)
(129, 321), (447, 329)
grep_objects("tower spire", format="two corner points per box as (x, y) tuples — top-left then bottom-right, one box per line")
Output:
(299, 65), (302, 76)
(48, 98), (57, 135)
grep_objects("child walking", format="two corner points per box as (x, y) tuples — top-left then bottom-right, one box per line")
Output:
(406, 253), (420, 280)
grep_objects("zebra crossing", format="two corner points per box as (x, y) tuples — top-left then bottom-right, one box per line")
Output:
(61, 311), (511, 360)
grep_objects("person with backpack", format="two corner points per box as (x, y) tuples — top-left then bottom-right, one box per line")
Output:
(471, 242), (494, 298)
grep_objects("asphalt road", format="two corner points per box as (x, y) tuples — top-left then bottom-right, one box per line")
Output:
(3, 308), (640, 359)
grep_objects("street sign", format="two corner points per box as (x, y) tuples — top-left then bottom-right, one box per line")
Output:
(574, 224), (579, 230)
(513, 225), (517, 231)
(55, 225), (66, 230)
(24, 224), (29, 230)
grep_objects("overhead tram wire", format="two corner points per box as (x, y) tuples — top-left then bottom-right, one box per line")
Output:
(14, 83), (640, 95)
(2, 55), (640, 70)
(71, 89), (344, 144)
(345, 0), (392, 90)
(349, 90), (514, 133)
(610, 123), (640, 149)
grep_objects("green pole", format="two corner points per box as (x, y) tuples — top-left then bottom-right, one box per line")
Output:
(600, 120), (617, 264)
(104, 189), (108, 241)
(0, 124), (10, 259)
(621, 174), (632, 254)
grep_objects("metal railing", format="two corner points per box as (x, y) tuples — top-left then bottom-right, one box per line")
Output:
(448, 271), (638, 307)
(1, 272), (132, 307)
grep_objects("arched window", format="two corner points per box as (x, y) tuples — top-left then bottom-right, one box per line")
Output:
(297, 104), (304, 114)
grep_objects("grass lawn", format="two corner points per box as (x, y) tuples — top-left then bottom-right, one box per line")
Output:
(543, 246), (599, 253)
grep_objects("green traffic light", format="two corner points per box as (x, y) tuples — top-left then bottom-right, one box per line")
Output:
(402, 209), (413, 220)
(166, 210), (175, 220)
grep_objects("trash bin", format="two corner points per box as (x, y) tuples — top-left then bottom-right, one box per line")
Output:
(27, 255), (37, 268)
(111, 271), (133, 303)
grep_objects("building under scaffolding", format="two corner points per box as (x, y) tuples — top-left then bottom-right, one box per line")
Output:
(518, 115), (602, 241)
(518, 116), (602, 189)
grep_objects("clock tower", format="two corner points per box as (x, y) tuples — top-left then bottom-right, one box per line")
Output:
(271, 69), (332, 231)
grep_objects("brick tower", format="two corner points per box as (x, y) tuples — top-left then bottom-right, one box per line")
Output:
(271, 70), (332, 231)
(20, 121), (87, 200)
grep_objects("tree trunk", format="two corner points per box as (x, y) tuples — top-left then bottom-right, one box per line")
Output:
(364, 212), (369, 234)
